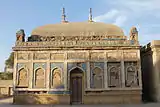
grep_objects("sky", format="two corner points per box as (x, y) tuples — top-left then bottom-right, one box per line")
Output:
(0, 0), (160, 71)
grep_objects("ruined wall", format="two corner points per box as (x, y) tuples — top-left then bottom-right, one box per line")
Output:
(141, 40), (160, 102)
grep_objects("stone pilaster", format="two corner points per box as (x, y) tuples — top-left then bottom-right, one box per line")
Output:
(64, 61), (68, 90)
(29, 52), (33, 88)
(46, 59), (50, 90)
(104, 61), (108, 88)
(86, 62), (90, 89)
(64, 52), (68, 90)
(13, 52), (17, 91)
(121, 51), (125, 88)
(137, 50), (142, 88)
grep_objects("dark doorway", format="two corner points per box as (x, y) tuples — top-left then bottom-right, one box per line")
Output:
(70, 68), (83, 104)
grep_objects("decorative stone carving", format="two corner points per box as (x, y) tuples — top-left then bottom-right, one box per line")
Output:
(17, 53), (29, 60)
(51, 63), (64, 72)
(33, 63), (46, 70)
(124, 62), (139, 87)
(51, 53), (64, 60)
(107, 52), (121, 60)
(28, 31), (128, 42)
(124, 52), (137, 60)
(90, 52), (105, 60)
(17, 68), (28, 87)
(34, 53), (48, 60)
(51, 68), (63, 89)
(90, 62), (104, 88)
(67, 52), (87, 60)
(68, 62), (87, 72)
(107, 62), (121, 87)
(15, 40), (137, 48)
(34, 68), (45, 88)
(92, 67), (103, 88)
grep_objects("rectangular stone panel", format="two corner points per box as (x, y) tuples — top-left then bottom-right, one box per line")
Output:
(33, 53), (49, 60)
(90, 52), (105, 60)
(124, 61), (139, 87)
(50, 53), (64, 60)
(124, 52), (137, 60)
(67, 52), (87, 60)
(107, 52), (122, 61)
(17, 53), (30, 60)
(33, 63), (46, 70)
(107, 62), (121, 87)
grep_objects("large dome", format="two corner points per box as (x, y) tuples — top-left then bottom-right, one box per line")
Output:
(31, 22), (125, 37)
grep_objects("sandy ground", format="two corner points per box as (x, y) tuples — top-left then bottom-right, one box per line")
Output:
(0, 97), (160, 107)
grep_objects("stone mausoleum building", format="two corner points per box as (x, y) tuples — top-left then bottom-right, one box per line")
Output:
(12, 8), (142, 104)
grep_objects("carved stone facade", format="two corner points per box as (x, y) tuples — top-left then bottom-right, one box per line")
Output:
(13, 21), (142, 104)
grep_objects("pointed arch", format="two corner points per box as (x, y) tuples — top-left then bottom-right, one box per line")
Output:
(50, 68), (63, 89)
(69, 66), (85, 73)
(34, 68), (45, 88)
(125, 65), (137, 87)
(92, 67), (103, 88)
(17, 68), (28, 87)
(108, 66), (120, 87)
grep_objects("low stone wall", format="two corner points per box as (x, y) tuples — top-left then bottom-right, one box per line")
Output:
(13, 94), (70, 104)
(0, 80), (13, 96)
(83, 90), (142, 104)
(83, 94), (141, 104)
(13, 90), (142, 104)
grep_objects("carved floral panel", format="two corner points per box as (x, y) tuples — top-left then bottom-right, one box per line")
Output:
(124, 62), (139, 87)
(16, 63), (28, 87)
(34, 68), (45, 88)
(90, 62), (104, 88)
(17, 68), (28, 87)
(51, 68), (64, 89)
(107, 62), (121, 87)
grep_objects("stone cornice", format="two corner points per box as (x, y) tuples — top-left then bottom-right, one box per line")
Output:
(13, 40), (139, 50)
(13, 46), (140, 51)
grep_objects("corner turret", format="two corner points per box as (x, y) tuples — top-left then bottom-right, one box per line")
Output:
(16, 29), (25, 42)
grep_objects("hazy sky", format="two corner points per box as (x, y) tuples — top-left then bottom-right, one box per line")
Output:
(0, 0), (160, 71)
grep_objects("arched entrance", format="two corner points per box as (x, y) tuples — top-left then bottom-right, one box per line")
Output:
(70, 67), (83, 104)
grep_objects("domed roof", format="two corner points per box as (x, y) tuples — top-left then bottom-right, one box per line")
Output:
(31, 22), (125, 37)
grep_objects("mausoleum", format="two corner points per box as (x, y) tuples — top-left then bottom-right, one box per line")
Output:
(12, 8), (142, 104)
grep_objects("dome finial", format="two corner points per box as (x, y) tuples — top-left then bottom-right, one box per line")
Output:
(88, 8), (93, 22)
(61, 7), (68, 23)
